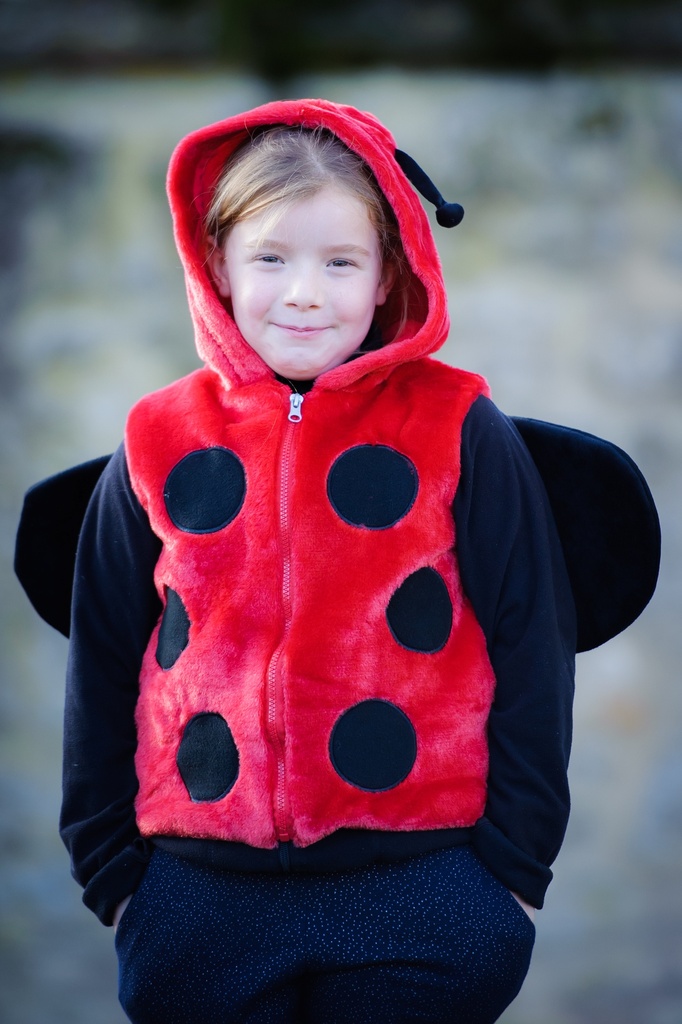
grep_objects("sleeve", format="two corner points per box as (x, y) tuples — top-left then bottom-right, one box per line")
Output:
(454, 396), (577, 909)
(60, 443), (163, 926)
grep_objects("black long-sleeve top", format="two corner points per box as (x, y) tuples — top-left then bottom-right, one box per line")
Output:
(60, 394), (576, 925)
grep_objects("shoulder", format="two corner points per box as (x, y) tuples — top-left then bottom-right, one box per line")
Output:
(386, 360), (492, 428)
(403, 357), (491, 400)
(125, 367), (227, 477)
(460, 395), (538, 468)
(457, 396), (555, 525)
(126, 367), (220, 431)
(124, 368), (220, 510)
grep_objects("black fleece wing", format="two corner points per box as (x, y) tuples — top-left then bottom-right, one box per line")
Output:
(512, 418), (660, 652)
(14, 455), (112, 638)
(13, 421), (660, 650)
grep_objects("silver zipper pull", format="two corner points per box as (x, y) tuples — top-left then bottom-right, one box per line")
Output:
(288, 393), (304, 422)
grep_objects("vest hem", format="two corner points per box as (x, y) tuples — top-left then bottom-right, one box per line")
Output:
(153, 827), (473, 874)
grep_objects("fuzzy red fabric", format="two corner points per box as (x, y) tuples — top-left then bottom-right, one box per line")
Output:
(128, 362), (494, 847)
(126, 98), (497, 848)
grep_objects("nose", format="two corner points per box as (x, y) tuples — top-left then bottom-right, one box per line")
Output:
(283, 268), (324, 310)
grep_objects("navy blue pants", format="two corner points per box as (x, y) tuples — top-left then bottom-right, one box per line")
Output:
(116, 845), (535, 1024)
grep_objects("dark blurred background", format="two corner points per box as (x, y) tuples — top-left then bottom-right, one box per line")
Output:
(3, 0), (682, 76)
(2, 3), (681, 1023)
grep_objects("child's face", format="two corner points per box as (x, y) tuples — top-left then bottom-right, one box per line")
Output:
(210, 186), (392, 380)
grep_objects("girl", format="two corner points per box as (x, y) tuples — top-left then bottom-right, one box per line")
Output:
(60, 99), (576, 1023)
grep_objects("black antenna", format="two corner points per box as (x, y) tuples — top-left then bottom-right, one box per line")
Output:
(395, 149), (464, 227)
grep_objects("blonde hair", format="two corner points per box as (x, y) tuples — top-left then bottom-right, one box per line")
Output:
(205, 126), (410, 339)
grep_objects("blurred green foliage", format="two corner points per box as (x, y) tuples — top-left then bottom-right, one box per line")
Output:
(1, 0), (680, 77)
(141, 0), (682, 78)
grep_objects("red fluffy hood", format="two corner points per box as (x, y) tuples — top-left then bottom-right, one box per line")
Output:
(167, 97), (450, 391)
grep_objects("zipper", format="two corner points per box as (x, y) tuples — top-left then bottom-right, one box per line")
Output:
(266, 390), (304, 842)
(288, 393), (304, 422)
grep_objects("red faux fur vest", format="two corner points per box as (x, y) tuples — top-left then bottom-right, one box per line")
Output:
(125, 358), (496, 849)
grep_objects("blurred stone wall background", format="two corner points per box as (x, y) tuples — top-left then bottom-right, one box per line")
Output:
(1, 2), (681, 1022)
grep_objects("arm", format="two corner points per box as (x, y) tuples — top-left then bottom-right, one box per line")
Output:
(60, 444), (162, 925)
(454, 396), (576, 909)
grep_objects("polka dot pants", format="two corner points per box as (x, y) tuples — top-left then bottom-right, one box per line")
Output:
(116, 845), (535, 1024)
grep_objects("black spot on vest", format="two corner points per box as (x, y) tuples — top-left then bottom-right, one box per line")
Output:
(164, 447), (246, 533)
(327, 445), (418, 529)
(156, 588), (190, 670)
(329, 699), (417, 792)
(177, 712), (239, 802)
(386, 567), (453, 653)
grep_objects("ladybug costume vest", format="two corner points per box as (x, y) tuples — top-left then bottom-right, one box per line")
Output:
(127, 359), (494, 849)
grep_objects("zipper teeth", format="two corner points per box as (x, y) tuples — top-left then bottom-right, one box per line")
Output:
(268, 651), (288, 839)
(280, 425), (294, 612)
(269, 416), (296, 841)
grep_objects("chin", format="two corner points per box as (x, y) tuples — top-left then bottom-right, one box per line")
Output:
(276, 360), (326, 380)
(276, 366), (316, 380)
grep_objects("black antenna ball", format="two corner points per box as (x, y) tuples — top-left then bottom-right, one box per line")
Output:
(436, 203), (464, 228)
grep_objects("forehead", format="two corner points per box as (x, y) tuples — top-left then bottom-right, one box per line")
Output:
(231, 186), (379, 248)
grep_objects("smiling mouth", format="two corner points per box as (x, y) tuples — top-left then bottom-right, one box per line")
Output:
(274, 324), (330, 334)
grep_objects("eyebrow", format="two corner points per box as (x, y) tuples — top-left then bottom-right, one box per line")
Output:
(323, 244), (373, 257)
(248, 239), (372, 258)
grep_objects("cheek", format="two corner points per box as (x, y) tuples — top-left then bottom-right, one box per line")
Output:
(342, 281), (383, 324)
(232, 278), (272, 323)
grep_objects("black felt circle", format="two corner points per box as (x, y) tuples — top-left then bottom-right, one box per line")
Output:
(329, 699), (417, 792)
(156, 588), (190, 670)
(327, 445), (418, 529)
(164, 448), (245, 533)
(176, 712), (239, 802)
(386, 567), (453, 653)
